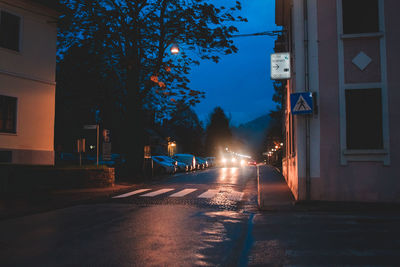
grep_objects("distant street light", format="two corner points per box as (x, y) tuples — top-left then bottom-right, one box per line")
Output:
(170, 44), (180, 55)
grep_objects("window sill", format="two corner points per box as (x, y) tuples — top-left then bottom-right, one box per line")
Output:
(0, 132), (17, 136)
(0, 46), (21, 56)
(344, 149), (388, 156)
(341, 32), (384, 40)
(341, 149), (390, 166)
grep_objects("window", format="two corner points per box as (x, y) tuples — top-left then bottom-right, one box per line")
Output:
(0, 95), (17, 133)
(342, 0), (379, 34)
(345, 88), (383, 149)
(0, 10), (21, 51)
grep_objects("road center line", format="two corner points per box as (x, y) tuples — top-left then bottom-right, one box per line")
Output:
(141, 188), (174, 197)
(197, 189), (219, 199)
(169, 189), (198, 197)
(112, 189), (151, 199)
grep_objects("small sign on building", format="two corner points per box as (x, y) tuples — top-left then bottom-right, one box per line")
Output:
(271, 52), (291, 79)
(290, 92), (314, 115)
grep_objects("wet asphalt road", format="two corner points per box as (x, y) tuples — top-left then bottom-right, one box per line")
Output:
(1, 166), (400, 266)
(0, 167), (259, 266)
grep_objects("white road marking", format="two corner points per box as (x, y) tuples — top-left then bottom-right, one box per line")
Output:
(197, 189), (219, 199)
(227, 191), (244, 202)
(140, 188), (174, 197)
(169, 188), (198, 197)
(112, 189), (151, 199)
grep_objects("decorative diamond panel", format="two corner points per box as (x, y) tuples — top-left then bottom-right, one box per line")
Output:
(352, 51), (372, 71)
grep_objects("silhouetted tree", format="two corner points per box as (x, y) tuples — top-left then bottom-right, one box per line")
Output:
(205, 107), (232, 156)
(168, 102), (204, 154)
(55, 43), (125, 153)
(57, 0), (247, 172)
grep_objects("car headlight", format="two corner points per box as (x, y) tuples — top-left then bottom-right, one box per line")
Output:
(221, 158), (227, 163)
(231, 158), (236, 163)
(240, 159), (245, 165)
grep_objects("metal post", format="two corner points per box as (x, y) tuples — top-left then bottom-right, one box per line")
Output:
(96, 124), (99, 166)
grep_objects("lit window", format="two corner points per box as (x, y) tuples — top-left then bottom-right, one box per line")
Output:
(0, 11), (21, 51)
(0, 95), (17, 133)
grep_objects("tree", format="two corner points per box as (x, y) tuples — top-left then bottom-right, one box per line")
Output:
(168, 101), (204, 154)
(205, 107), (232, 156)
(58, 0), (247, 172)
(55, 43), (125, 153)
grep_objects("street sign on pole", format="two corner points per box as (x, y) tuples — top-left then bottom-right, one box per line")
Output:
(271, 52), (291, 79)
(83, 124), (99, 165)
(290, 92), (314, 115)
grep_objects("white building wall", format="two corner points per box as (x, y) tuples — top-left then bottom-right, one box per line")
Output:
(0, 0), (57, 165)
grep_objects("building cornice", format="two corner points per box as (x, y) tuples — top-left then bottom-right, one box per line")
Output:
(0, 0), (60, 20)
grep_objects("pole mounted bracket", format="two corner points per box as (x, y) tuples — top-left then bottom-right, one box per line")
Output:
(232, 30), (286, 38)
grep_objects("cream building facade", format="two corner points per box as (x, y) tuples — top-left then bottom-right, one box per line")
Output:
(0, 0), (58, 165)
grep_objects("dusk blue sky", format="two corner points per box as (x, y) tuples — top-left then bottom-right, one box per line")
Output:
(190, 0), (280, 126)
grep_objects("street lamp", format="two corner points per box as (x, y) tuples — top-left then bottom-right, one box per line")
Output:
(170, 44), (180, 55)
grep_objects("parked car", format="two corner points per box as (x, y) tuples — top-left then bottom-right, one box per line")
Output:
(195, 157), (206, 169)
(152, 156), (176, 174)
(197, 157), (209, 168)
(159, 155), (188, 172)
(205, 157), (216, 167)
(173, 154), (196, 171)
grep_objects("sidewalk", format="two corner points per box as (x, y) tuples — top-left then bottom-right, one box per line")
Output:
(0, 183), (136, 220)
(256, 164), (400, 212)
(257, 165), (295, 211)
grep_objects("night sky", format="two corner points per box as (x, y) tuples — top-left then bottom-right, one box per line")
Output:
(190, 0), (280, 126)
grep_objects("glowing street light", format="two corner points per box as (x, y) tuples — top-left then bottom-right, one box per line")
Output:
(170, 44), (180, 55)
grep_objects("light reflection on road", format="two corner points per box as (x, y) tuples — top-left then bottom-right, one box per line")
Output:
(218, 167), (240, 184)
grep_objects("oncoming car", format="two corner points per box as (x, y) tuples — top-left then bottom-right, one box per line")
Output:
(220, 156), (247, 167)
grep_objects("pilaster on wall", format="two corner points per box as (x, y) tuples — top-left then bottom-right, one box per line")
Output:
(290, 0), (321, 200)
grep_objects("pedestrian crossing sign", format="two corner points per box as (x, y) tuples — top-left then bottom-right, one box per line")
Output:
(290, 92), (314, 115)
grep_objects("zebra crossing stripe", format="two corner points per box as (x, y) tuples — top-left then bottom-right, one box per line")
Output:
(140, 188), (174, 197)
(170, 188), (198, 197)
(197, 189), (219, 199)
(113, 189), (151, 199)
(227, 191), (244, 201)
